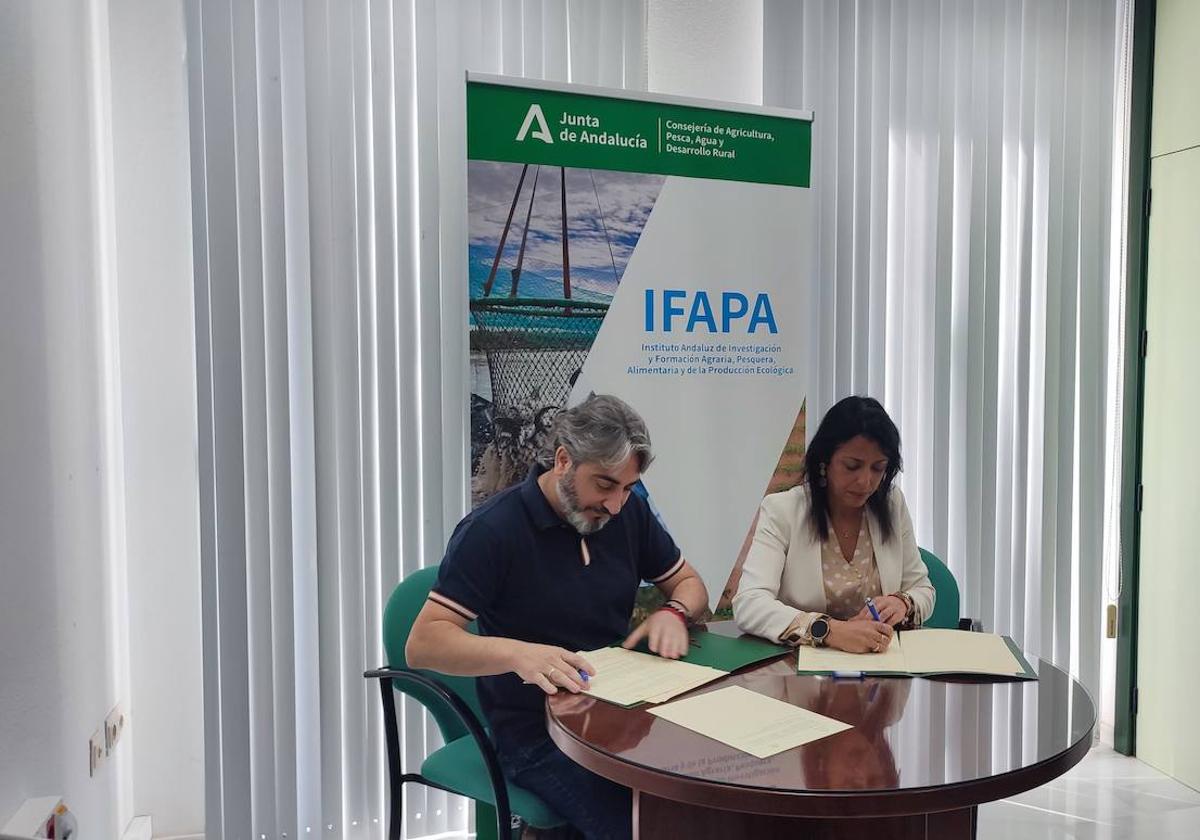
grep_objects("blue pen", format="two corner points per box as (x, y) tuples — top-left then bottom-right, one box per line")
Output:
(578, 669), (590, 684)
(866, 597), (883, 622)
(832, 670), (866, 680)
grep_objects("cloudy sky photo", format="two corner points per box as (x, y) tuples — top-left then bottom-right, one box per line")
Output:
(468, 162), (665, 301)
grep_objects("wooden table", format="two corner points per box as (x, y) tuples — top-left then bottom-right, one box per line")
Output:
(547, 625), (1095, 839)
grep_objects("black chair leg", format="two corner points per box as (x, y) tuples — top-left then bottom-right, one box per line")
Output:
(380, 678), (404, 840)
(368, 668), (513, 840)
(393, 784), (403, 840)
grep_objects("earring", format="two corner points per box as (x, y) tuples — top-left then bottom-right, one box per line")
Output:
(818, 463), (827, 487)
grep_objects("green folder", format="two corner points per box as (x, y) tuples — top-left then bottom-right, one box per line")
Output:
(586, 630), (789, 709)
(631, 628), (790, 673)
(1000, 637), (1039, 680)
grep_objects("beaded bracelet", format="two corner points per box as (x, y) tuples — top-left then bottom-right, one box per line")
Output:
(664, 598), (691, 619)
(657, 605), (688, 625)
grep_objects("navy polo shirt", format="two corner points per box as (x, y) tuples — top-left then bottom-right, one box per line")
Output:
(429, 465), (683, 752)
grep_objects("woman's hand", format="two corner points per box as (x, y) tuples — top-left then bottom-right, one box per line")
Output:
(849, 595), (907, 626)
(622, 609), (690, 659)
(826, 619), (894, 653)
(510, 642), (596, 695)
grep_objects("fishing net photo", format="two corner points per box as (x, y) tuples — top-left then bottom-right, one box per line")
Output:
(468, 162), (664, 506)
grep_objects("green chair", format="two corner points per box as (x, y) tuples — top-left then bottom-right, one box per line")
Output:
(364, 565), (566, 840)
(919, 547), (963, 630)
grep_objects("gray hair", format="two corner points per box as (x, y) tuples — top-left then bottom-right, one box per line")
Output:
(539, 393), (655, 472)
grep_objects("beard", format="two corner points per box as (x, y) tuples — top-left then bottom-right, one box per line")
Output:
(558, 466), (611, 534)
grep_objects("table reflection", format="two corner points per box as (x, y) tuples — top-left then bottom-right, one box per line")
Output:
(548, 644), (1095, 796)
(800, 678), (909, 790)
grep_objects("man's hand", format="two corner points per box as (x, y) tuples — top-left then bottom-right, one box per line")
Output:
(849, 595), (907, 626)
(621, 609), (689, 659)
(510, 642), (596, 695)
(827, 619), (894, 653)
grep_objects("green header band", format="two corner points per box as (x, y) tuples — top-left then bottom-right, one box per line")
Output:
(467, 80), (811, 188)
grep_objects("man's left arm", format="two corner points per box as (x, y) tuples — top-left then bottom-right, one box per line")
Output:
(621, 560), (708, 659)
(656, 561), (708, 623)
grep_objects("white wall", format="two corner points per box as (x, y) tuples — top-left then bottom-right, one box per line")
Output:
(1135, 0), (1200, 793)
(1, 1), (202, 836)
(108, 0), (204, 835)
(647, 0), (763, 103)
(0, 1), (132, 835)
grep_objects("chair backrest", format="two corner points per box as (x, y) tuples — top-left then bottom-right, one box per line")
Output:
(383, 565), (488, 741)
(919, 548), (961, 630)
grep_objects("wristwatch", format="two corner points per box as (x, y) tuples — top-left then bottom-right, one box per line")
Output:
(809, 615), (831, 647)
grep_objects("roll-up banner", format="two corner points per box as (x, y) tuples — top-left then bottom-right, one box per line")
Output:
(466, 73), (813, 613)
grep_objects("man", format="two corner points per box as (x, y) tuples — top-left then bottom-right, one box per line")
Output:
(407, 394), (709, 840)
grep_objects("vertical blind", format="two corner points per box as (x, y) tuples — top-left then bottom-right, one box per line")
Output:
(763, 0), (1130, 715)
(186, 1), (646, 838)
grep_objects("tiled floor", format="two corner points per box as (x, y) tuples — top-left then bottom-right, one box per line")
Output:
(978, 746), (1200, 839)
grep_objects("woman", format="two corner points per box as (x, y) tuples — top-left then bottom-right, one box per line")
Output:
(733, 396), (934, 652)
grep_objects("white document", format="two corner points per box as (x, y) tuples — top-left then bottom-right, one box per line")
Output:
(643, 670), (730, 704)
(580, 646), (727, 707)
(648, 685), (852, 758)
(796, 629), (1030, 677)
(796, 636), (908, 673)
(900, 629), (1028, 676)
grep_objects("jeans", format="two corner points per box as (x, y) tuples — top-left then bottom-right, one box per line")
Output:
(498, 734), (633, 840)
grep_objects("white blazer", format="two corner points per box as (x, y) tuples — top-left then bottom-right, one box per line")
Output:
(733, 484), (935, 643)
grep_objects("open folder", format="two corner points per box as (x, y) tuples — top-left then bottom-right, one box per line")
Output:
(578, 646), (727, 707)
(633, 627), (791, 673)
(581, 629), (791, 707)
(796, 628), (1038, 679)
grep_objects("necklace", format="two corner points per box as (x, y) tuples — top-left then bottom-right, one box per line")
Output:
(833, 515), (861, 541)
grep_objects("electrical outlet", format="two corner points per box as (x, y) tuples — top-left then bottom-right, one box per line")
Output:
(89, 730), (105, 777)
(105, 703), (126, 755)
